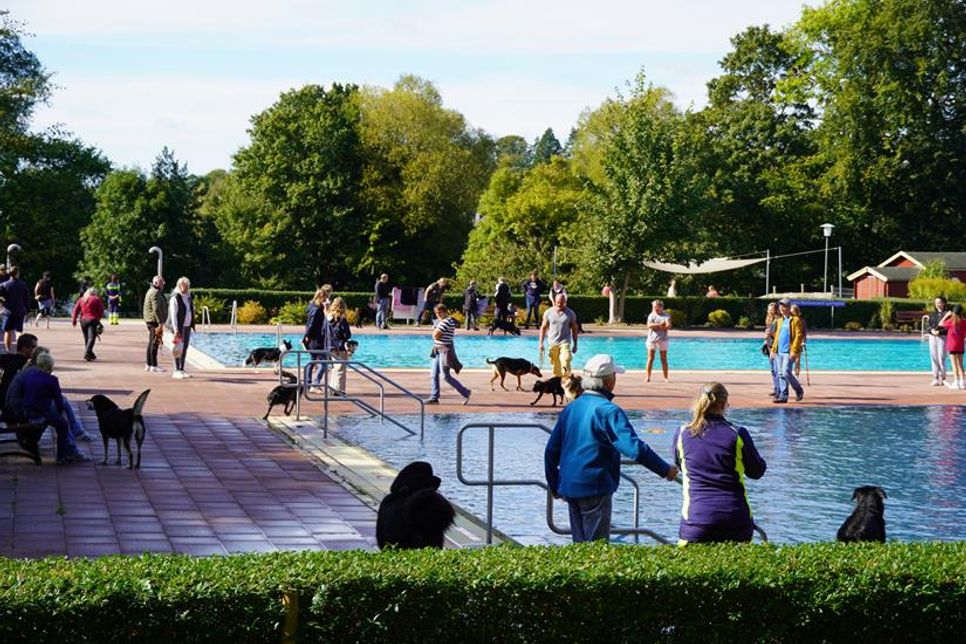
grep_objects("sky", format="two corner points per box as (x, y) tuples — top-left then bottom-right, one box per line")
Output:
(12, 1), (816, 174)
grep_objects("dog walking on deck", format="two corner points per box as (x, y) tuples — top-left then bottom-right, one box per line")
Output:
(86, 389), (150, 469)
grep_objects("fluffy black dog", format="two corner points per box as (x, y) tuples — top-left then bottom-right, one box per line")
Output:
(353, 300), (377, 328)
(263, 370), (302, 420)
(86, 389), (150, 469)
(836, 486), (887, 542)
(487, 319), (521, 336)
(376, 461), (455, 550)
(244, 340), (292, 369)
(487, 357), (542, 391)
(530, 376), (565, 406)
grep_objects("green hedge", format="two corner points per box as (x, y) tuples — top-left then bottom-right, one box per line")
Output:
(193, 288), (933, 329)
(1, 543), (965, 642)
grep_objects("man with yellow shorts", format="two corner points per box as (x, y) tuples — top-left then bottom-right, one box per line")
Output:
(539, 293), (579, 377)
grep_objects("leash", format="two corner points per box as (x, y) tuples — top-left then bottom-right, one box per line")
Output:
(803, 345), (811, 386)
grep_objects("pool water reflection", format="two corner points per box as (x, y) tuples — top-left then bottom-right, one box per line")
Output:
(332, 405), (966, 545)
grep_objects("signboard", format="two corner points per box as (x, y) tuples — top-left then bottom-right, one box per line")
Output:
(791, 299), (846, 308)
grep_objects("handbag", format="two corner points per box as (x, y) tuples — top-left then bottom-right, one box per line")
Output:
(760, 341), (770, 357)
(172, 335), (184, 358)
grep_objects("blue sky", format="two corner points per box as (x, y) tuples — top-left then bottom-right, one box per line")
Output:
(13, 1), (815, 173)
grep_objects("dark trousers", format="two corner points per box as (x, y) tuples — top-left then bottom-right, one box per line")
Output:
(525, 299), (540, 327)
(80, 318), (98, 358)
(175, 327), (192, 371)
(146, 322), (160, 367)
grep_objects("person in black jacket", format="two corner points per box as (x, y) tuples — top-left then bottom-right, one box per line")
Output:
(304, 287), (328, 389)
(374, 273), (392, 330)
(462, 280), (480, 331)
(167, 277), (195, 379)
(0, 266), (31, 353)
(927, 296), (950, 386)
(520, 271), (547, 329)
(322, 297), (352, 394)
(494, 277), (511, 323)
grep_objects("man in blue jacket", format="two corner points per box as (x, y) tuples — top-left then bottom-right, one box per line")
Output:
(545, 354), (678, 543)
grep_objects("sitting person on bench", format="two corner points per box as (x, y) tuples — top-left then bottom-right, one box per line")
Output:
(6, 351), (89, 465)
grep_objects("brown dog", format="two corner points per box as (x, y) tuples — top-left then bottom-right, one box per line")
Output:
(487, 357), (542, 391)
(561, 373), (583, 402)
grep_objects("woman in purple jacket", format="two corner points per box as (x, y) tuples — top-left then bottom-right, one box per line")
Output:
(672, 383), (766, 543)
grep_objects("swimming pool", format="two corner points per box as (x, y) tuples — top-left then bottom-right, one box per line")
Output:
(191, 331), (935, 371)
(331, 405), (966, 545)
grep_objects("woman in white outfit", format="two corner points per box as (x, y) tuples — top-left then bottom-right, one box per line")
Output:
(168, 277), (195, 379)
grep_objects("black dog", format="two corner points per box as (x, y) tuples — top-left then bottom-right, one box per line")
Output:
(487, 318), (521, 336)
(530, 376), (565, 406)
(836, 486), (887, 542)
(376, 461), (455, 550)
(353, 300), (377, 328)
(86, 389), (150, 469)
(263, 370), (302, 420)
(244, 340), (292, 369)
(487, 357), (542, 391)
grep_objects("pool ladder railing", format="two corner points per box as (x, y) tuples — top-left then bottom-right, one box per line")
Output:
(200, 306), (211, 333)
(456, 422), (767, 546)
(277, 348), (425, 439)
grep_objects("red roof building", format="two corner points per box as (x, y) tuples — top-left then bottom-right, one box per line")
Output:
(848, 251), (966, 299)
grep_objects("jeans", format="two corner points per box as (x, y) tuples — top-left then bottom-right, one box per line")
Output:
(174, 326), (192, 371)
(566, 494), (613, 543)
(524, 299), (540, 327)
(430, 347), (469, 400)
(80, 318), (98, 358)
(769, 353), (779, 394)
(776, 352), (803, 401)
(51, 398), (83, 445)
(146, 322), (161, 367)
(28, 408), (74, 460)
(376, 297), (390, 329)
(464, 308), (477, 330)
(929, 334), (948, 380)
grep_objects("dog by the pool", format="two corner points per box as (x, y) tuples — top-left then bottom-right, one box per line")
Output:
(836, 485), (887, 542)
(376, 461), (455, 549)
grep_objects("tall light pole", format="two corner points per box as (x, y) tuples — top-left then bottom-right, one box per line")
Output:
(148, 246), (163, 278)
(6, 243), (21, 270)
(820, 223), (834, 294)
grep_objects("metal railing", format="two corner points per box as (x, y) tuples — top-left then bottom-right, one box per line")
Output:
(229, 300), (238, 334)
(200, 306), (211, 333)
(920, 315), (930, 341)
(277, 348), (425, 438)
(456, 421), (768, 546)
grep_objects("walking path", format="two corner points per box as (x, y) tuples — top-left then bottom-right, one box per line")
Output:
(1, 319), (960, 557)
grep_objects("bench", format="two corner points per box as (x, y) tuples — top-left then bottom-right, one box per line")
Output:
(895, 311), (926, 328)
(0, 419), (45, 465)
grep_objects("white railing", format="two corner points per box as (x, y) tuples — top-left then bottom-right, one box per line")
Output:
(200, 306), (211, 333)
(229, 300), (238, 334)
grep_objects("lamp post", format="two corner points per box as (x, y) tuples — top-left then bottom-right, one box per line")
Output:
(6, 243), (21, 270)
(820, 224), (834, 295)
(148, 246), (163, 278)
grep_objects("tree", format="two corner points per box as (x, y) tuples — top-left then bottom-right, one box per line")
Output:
(494, 135), (529, 167)
(530, 128), (562, 165)
(0, 11), (50, 142)
(226, 83), (365, 288)
(593, 73), (708, 320)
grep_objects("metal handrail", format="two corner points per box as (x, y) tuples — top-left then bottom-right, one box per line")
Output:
(200, 306), (211, 333)
(277, 348), (425, 438)
(921, 314), (930, 341)
(456, 422), (671, 545)
(229, 300), (238, 334)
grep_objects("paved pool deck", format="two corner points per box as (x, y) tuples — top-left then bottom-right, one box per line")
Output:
(0, 319), (960, 558)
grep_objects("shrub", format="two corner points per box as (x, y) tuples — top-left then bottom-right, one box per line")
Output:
(868, 312), (881, 329)
(737, 315), (753, 329)
(1, 544), (965, 642)
(236, 300), (268, 325)
(707, 309), (733, 327)
(192, 294), (227, 323)
(845, 321), (863, 331)
(665, 308), (686, 328)
(881, 322), (896, 331)
(271, 300), (307, 325)
(878, 299), (894, 327)
(908, 276), (966, 302)
(345, 308), (360, 326)
(899, 324), (914, 333)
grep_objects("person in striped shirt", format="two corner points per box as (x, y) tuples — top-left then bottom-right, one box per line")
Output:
(672, 383), (766, 544)
(426, 304), (471, 405)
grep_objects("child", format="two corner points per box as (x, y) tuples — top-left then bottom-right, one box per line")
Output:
(105, 274), (122, 325)
(940, 304), (966, 389)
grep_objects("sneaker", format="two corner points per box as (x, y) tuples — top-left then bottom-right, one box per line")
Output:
(172, 370), (185, 379)
(930, 378), (941, 386)
(76, 432), (95, 442)
(945, 380), (958, 389)
(795, 390), (804, 402)
(57, 452), (91, 465)
(182, 372), (192, 378)
(308, 386), (323, 394)
(424, 398), (439, 405)
(144, 365), (152, 372)
(151, 366), (166, 372)
(771, 398), (787, 404)
(462, 391), (472, 406)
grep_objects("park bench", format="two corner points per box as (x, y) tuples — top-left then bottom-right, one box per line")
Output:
(895, 310), (927, 329)
(0, 418), (45, 465)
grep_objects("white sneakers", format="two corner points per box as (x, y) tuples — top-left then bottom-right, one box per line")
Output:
(943, 379), (965, 390)
(145, 365), (166, 372)
(172, 370), (192, 379)
(930, 378), (942, 386)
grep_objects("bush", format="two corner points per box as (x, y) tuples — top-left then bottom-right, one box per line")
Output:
(845, 321), (863, 331)
(737, 315), (753, 329)
(271, 300), (307, 325)
(908, 276), (966, 302)
(192, 294), (227, 323)
(868, 312), (881, 329)
(345, 308), (359, 326)
(665, 308), (686, 328)
(707, 309), (733, 328)
(236, 300), (268, 325)
(878, 299), (894, 327)
(1, 544), (965, 642)
(899, 324), (914, 334)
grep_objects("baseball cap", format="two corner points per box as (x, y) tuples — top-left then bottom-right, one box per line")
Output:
(779, 298), (791, 306)
(582, 354), (626, 377)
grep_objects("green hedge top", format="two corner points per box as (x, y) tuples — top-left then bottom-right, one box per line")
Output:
(1, 542), (965, 642)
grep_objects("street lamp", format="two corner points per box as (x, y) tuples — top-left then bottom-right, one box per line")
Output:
(820, 223), (834, 294)
(6, 243), (21, 270)
(148, 246), (163, 278)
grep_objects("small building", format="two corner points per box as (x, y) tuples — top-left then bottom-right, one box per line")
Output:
(848, 251), (966, 299)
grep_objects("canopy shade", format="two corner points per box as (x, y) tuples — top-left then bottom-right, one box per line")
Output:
(643, 256), (767, 275)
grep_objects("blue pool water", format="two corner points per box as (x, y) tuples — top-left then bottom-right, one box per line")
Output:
(331, 405), (966, 545)
(192, 331), (934, 371)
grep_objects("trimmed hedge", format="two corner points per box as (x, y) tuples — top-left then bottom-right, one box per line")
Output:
(192, 288), (934, 329)
(1, 543), (965, 642)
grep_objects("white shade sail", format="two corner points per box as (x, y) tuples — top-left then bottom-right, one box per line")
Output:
(643, 256), (767, 275)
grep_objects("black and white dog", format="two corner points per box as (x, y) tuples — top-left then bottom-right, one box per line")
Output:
(244, 340), (292, 370)
(836, 486), (887, 542)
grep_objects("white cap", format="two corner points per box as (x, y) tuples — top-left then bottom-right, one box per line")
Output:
(582, 354), (626, 377)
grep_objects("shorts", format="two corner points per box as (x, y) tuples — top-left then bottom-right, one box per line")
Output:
(1, 312), (24, 333)
(38, 299), (54, 316)
(646, 339), (669, 352)
(951, 351), (964, 356)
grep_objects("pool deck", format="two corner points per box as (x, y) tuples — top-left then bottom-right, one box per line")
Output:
(0, 319), (960, 558)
